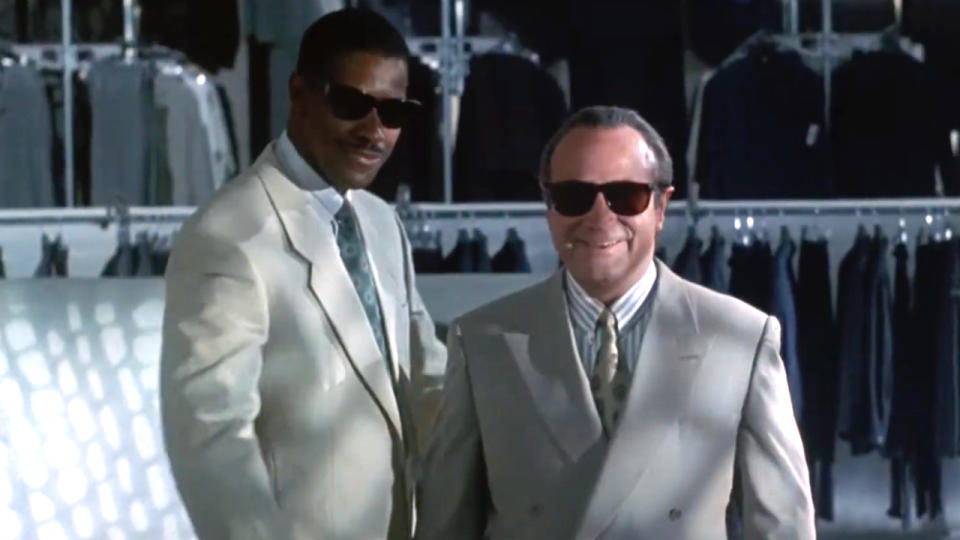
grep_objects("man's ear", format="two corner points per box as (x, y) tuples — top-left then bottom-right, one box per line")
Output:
(656, 186), (675, 231)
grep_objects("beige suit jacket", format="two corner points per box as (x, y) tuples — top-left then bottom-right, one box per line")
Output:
(416, 261), (814, 539)
(160, 146), (446, 540)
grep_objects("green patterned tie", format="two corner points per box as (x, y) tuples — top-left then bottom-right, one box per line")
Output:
(335, 202), (389, 361)
(590, 309), (630, 437)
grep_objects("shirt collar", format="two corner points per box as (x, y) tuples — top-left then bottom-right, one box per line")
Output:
(275, 129), (349, 215)
(565, 261), (658, 334)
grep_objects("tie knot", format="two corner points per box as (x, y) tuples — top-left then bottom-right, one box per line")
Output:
(598, 309), (617, 334)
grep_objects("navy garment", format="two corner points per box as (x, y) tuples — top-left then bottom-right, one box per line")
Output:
(933, 239), (960, 456)
(887, 242), (916, 520)
(491, 228), (532, 273)
(769, 235), (803, 420)
(472, 230), (493, 273)
(910, 241), (947, 518)
(837, 228), (894, 456)
(567, 0), (687, 196)
(831, 51), (959, 197)
(443, 229), (475, 273)
(796, 238), (838, 520)
(696, 49), (832, 199)
(700, 228), (728, 293)
(671, 230), (704, 285)
(453, 54), (567, 201)
(373, 58), (442, 202)
(728, 239), (773, 312)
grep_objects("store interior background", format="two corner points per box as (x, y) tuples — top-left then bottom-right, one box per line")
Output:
(2, 0), (960, 538)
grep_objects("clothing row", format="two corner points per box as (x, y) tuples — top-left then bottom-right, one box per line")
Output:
(28, 232), (171, 278)
(0, 49), (237, 208)
(690, 37), (960, 199)
(671, 221), (960, 524)
(411, 227), (531, 274)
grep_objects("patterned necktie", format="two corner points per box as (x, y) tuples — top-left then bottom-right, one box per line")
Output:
(335, 202), (389, 362)
(591, 309), (631, 437)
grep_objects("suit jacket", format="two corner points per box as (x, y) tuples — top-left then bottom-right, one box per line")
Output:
(416, 261), (814, 540)
(160, 145), (446, 540)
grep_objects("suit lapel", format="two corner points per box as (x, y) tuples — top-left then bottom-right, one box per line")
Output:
(254, 148), (403, 440)
(576, 262), (711, 539)
(353, 200), (404, 381)
(513, 272), (604, 462)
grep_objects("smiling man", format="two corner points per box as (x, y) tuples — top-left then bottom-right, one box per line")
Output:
(159, 8), (446, 540)
(416, 106), (814, 539)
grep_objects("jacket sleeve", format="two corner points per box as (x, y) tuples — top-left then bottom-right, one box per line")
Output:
(396, 213), (448, 453)
(415, 323), (488, 540)
(160, 227), (291, 540)
(738, 316), (816, 540)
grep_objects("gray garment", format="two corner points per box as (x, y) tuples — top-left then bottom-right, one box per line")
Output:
(0, 64), (54, 208)
(569, 274), (660, 377)
(88, 59), (150, 205)
(244, 0), (344, 137)
(155, 72), (215, 205)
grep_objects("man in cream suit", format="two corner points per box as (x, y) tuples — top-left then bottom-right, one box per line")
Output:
(160, 9), (445, 540)
(416, 106), (814, 539)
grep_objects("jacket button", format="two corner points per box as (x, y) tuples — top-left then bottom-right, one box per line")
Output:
(529, 504), (543, 516)
(669, 508), (682, 521)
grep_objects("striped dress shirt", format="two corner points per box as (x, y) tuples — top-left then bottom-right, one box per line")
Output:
(564, 262), (659, 376)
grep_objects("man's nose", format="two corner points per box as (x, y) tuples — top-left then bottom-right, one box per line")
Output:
(355, 108), (387, 143)
(584, 192), (617, 222)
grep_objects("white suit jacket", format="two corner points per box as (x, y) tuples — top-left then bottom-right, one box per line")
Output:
(160, 146), (446, 540)
(416, 261), (814, 540)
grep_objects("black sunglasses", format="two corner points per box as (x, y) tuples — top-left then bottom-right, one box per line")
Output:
(543, 180), (656, 217)
(322, 81), (421, 129)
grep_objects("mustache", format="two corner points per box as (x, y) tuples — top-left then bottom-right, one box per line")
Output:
(345, 140), (387, 156)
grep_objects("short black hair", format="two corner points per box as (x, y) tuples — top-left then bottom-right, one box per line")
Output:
(295, 8), (410, 80)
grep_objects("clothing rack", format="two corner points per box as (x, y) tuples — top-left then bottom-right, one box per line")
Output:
(422, 0), (541, 203)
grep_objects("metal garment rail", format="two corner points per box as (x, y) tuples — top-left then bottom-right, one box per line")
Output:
(0, 199), (956, 226)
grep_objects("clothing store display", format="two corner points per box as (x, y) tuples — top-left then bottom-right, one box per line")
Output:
(836, 228), (893, 455)
(101, 232), (168, 277)
(832, 51), (959, 197)
(0, 63), (54, 208)
(567, 0), (687, 196)
(769, 232), (803, 419)
(471, 229), (493, 273)
(372, 57), (442, 202)
(33, 234), (68, 278)
(797, 237), (839, 520)
(728, 237), (773, 312)
(491, 228), (532, 273)
(695, 48), (832, 199)
(454, 53), (567, 201)
(443, 229), (475, 273)
(700, 227), (728, 293)
(671, 229), (704, 285)
(140, 0), (240, 72)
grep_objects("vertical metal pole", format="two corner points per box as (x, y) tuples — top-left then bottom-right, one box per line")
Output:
(440, 0), (453, 203)
(822, 0), (831, 131)
(790, 0), (799, 33)
(123, 0), (135, 43)
(61, 0), (74, 207)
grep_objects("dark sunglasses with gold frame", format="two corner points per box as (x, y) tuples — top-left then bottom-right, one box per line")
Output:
(302, 75), (421, 129)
